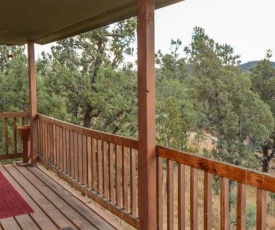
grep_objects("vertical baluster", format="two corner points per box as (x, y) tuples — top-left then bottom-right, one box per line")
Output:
(5, 118), (8, 155)
(87, 137), (92, 189)
(21, 117), (25, 126)
(122, 146), (129, 211)
(103, 141), (109, 199)
(116, 145), (122, 207)
(74, 132), (78, 180)
(37, 119), (42, 156)
(157, 157), (163, 230)
(109, 143), (115, 203)
(237, 183), (246, 230)
(50, 124), (54, 163)
(70, 130), (75, 178)
(78, 133), (83, 183)
(178, 164), (185, 230)
(53, 124), (57, 165)
(97, 140), (103, 195)
(41, 119), (44, 157)
(130, 149), (137, 217)
(220, 178), (229, 230)
(45, 122), (49, 161)
(167, 160), (174, 230)
(82, 135), (88, 187)
(190, 168), (198, 230)
(43, 119), (46, 159)
(92, 138), (97, 193)
(13, 117), (17, 154)
(56, 125), (59, 167)
(204, 172), (212, 230)
(257, 189), (266, 230)
(66, 128), (71, 175)
(60, 127), (63, 170)
(61, 127), (64, 170)
(62, 127), (65, 172)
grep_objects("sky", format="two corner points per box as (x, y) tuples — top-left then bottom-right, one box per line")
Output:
(154, 0), (275, 63)
(35, 0), (275, 63)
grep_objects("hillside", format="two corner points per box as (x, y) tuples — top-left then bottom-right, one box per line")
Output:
(239, 60), (275, 72)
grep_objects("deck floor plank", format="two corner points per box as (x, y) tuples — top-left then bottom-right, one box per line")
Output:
(14, 214), (40, 230)
(0, 217), (21, 230)
(0, 165), (57, 230)
(0, 163), (122, 230)
(2, 164), (77, 229)
(28, 166), (116, 230)
(13, 165), (97, 230)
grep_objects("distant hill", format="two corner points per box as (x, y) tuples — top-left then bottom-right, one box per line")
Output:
(239, 61), (275, 72)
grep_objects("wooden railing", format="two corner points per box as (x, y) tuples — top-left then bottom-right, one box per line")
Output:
(0, 112), (30, 161)
(156, 146), (275, 229)
(36, 114), (275, 229)
(37, 114), (139, 228)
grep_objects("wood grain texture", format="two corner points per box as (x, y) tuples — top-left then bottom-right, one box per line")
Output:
(5, 118), (8, 155)
(28, 41), (38, 165)
(157, 157), (163, 230)
(257, 189), (266, 230)
(204, 172), (212, 230)
(37, 114), (138, 149)
(190, 168), (198, 230)
(167, 160), (174, 230)
(109, 143), (115, 203)
(0, 112), (29, 119)
(178, 164), (185, 230)
(39, 157), (139, 228)
(137, 0), (157, 229)
(157, 146), (275, 193)
(237, 183), (246, 230)
(220, 178), (229, 230)
(130, 149), (137, 217)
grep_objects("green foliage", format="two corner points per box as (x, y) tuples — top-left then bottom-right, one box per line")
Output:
(184, 27), (274, 168)
(155, 40), (200, 150)
(156, 77), (195, 149)
(249, 56), (275, 172)
(0, 46), (29, 112)
(246, 205), (256, 229)
(250, 58), (275, 115)
(1, 25), (275, 176)
(36, 18), (138, 135)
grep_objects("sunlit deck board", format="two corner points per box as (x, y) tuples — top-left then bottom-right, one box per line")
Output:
(0, 164), (120, 230)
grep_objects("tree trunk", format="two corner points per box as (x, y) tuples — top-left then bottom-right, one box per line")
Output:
(261, 145), (270, 173)
(83, 104), (92, 128)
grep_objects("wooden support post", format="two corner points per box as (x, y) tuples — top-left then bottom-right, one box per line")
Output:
(17, 126), (31, 164)
(137, 0), (157, 229)
(28, 41), (38, 166)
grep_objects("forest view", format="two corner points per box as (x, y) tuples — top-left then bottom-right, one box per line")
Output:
(1, 19), (275, 176)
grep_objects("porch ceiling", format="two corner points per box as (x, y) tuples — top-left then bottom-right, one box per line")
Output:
(0, 0), (182, 45)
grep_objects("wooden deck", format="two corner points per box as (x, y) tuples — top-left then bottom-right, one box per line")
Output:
(0, 164), (128, 230)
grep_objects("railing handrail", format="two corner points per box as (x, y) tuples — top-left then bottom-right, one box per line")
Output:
(0, 112), (30, 119)
(157, 145), (275, 193)
(37, 114), (138, 149)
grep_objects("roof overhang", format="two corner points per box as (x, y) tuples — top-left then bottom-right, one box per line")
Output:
(0, 0), (183, 45)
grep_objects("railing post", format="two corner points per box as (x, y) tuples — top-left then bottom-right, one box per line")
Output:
(17, 126), (31, 164)
(28, 41), (38, 166)
(137, 0), (157, 229)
